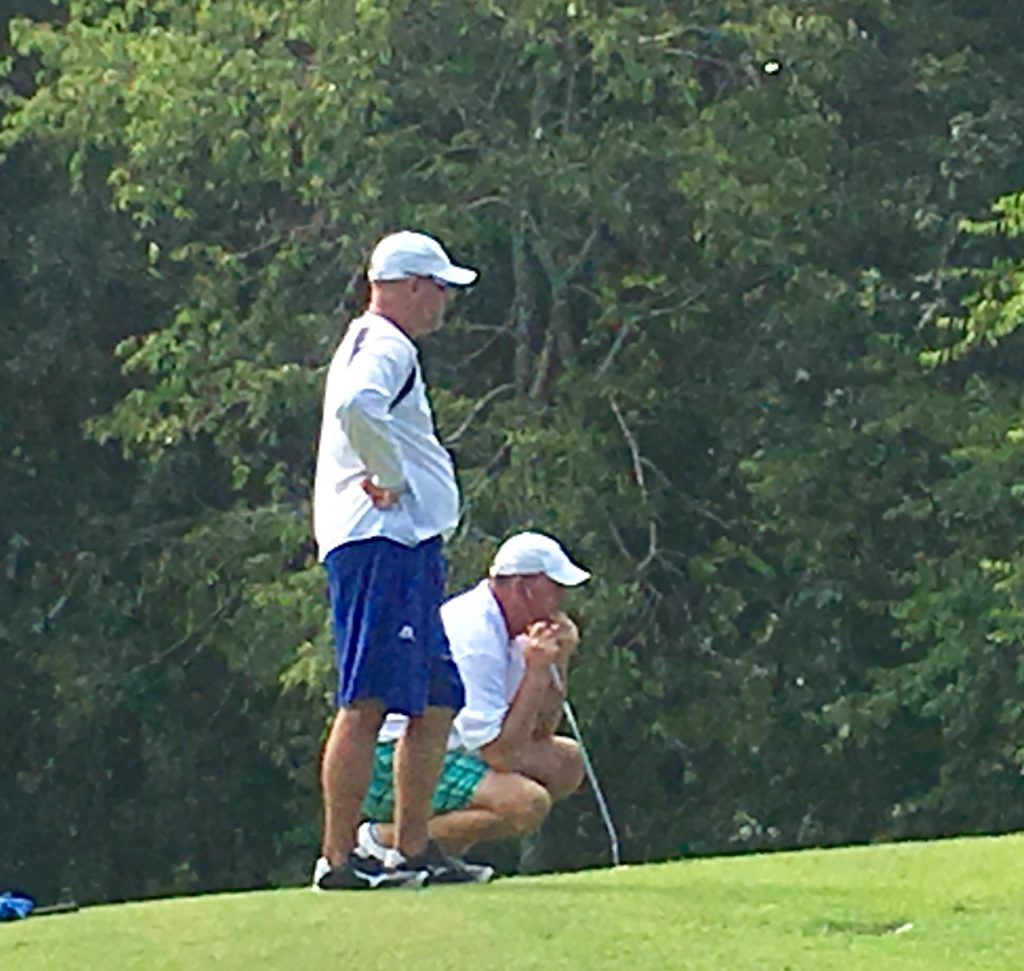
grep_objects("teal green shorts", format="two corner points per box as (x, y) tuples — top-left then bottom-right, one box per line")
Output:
(361, 741), (489, 820)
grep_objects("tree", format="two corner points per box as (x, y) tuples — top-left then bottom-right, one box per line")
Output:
(6, 0), (1024, 900)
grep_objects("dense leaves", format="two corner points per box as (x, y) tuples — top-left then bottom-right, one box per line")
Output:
(4, 0), (1024, 901)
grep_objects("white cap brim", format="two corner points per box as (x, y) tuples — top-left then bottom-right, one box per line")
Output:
(435, 264), (478, 287)
(546, 561), (591, 587)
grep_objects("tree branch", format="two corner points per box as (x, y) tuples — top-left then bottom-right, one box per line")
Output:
(511, 211), (532, 398)
(610, 397), (658, 571)
(443, 383), (514, 446)
(596, 322), (631, 377)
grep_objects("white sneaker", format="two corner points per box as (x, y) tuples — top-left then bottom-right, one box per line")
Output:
(313, 852), (427, 891)
(357, 821), (390, 862)
(311, 856), (331, 892)
(313, 826), (400, 892)
(403, 839), (496, 885)
(357, 822), (495, 884)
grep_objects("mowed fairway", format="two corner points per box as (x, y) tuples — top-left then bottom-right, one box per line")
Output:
(4, 834), (1022, 970)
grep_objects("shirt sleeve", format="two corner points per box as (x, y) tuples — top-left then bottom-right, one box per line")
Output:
(452, 647), (511, 751)
(335, 335), (415, 491)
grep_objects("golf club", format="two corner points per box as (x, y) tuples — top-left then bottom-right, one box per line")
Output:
(549, 664), (621, 867)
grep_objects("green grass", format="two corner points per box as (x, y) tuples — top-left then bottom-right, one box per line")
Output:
(4, 834), (1023, 970)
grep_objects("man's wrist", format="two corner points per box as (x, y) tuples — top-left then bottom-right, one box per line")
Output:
(523, 658), (555, 678)
(369, 474), (405, 493)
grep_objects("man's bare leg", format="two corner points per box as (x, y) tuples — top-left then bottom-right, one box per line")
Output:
(376, 770), (552, 855)
(510, 736), (584, 801)
(393, 705), (453, 858)
(320, 701), (385, 865)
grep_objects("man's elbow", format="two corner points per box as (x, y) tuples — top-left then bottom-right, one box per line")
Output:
(336, 388), (385, 425)
(480, 738), (518, 773)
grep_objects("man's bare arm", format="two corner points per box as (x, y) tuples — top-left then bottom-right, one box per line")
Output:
(534, 613), (579, 738)
(480, 624), (560, 772)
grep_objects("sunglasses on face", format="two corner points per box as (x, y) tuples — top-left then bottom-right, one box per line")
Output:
(418, 275), (451, 292)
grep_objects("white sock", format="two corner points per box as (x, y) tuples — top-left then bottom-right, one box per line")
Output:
(383, 847), (407, 871)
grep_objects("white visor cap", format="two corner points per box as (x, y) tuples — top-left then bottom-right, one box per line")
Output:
(489, 531), (591, 587)
(367, 230), (478, 287)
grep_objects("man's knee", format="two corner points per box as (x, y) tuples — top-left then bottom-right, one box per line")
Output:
(550, 737), (584, 801)
(509, 779), (552, 835)
(324, 703), (385, 756)
(479, 774), (552, 837)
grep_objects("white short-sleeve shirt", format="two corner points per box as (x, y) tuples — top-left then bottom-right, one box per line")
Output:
(380, 580), (524, 751)
(313, 312), (460, 558)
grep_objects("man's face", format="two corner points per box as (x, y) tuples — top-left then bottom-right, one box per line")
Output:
(411, 275), (454, 334)
(517, 573), (567, 624)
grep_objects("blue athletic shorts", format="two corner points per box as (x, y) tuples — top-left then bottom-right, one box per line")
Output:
(324, 536), (464, 716)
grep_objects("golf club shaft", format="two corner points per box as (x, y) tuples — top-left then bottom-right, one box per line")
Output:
(550, 665), (621, 866)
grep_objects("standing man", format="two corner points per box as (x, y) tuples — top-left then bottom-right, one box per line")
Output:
(312, 230), (478, 890)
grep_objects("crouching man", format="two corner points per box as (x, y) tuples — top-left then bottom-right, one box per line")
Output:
(356, 532), (590, 880)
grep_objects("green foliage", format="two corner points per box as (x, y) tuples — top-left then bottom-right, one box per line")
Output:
(6, 0), (1024, 902)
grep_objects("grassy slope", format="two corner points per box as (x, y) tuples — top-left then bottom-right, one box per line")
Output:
(3, 834), (1023, 970)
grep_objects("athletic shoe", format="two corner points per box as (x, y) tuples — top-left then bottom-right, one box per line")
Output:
(356, 821), (389, 862)
(312, 851), (427, 891)
(361, 823), (495, 884)
(311, 855), (331, 890)
(402, 839), (495, 885)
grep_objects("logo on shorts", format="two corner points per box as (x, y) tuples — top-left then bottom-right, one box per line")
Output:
(398, 624), (416, 642)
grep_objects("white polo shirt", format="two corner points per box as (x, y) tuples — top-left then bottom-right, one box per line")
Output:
(313, 312), (460, 558)
(380, 580), (525, 751)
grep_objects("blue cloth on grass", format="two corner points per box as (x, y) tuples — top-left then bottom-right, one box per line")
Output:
(0, 892), (35, 921)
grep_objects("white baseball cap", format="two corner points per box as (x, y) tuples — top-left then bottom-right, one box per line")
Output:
(367, 230), (478, 287)
(489, 532), (591, 587)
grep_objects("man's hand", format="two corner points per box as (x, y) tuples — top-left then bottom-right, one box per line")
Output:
(532, 613), (579, 739)
(550, 612), (579, 654)
(522, 621), (562, 671)
(361, 476), (402, 509)
(531, 613), (579, 668)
